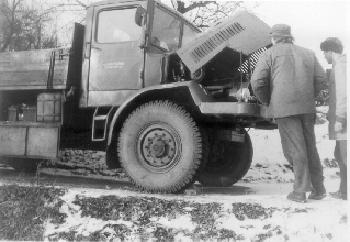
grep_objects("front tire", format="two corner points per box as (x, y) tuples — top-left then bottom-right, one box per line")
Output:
(118, 101), (203, 193)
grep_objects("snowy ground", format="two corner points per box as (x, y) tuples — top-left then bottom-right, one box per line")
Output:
(0, 107), (348, 241)
(41, 186), (348, 241)
(245, 112), (337, 184)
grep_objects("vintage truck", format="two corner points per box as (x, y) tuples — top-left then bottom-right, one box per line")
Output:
(0, 0), (275, 193)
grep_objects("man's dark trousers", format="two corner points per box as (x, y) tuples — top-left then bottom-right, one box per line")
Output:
(276, 113), (325, 193)
(335, 140), (347, 196)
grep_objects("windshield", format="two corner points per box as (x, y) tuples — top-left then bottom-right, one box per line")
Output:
(150, 6), (181, 51)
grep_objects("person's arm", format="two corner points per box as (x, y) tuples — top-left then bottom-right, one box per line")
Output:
(334, 55), (347, 126)
(251, 52), (271, 104)
(313, 54), (327, 97)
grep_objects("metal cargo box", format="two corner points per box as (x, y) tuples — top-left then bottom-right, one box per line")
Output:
(0, 122), (60, 159)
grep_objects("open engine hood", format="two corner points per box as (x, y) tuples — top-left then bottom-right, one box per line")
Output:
(177, 10), (271, 73)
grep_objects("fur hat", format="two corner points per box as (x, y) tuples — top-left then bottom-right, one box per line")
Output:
(320, 37), (343, 54)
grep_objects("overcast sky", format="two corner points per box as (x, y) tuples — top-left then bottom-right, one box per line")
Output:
(253, 1), (349, 67)
(161, 0), (349, 67)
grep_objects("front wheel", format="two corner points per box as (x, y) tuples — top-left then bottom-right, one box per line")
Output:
(118, 101), (203, 193)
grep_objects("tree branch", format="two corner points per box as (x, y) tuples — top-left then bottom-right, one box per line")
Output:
(177, 1), (216, 14)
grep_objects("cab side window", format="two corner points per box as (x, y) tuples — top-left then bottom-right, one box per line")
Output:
(97, 8), (142, 43)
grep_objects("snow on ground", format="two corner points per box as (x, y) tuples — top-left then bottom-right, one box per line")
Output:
(42, 185), (348, 241)
(245, 107), (337, 183)
(250, 120), (334, 165)
(43, 108), (347, 241)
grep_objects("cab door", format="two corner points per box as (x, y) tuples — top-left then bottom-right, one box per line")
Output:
(88, 3), (145, 106)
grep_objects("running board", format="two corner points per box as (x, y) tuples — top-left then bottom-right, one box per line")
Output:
(92, 107), (114, 142)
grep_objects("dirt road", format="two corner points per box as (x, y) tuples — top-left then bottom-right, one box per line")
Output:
(0, 165), (340, 196)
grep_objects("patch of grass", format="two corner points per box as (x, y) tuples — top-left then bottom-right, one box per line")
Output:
(0, 185), (66, 241)
(71, 195), (244, 241)
(73, 196), (191, 223)
(256, 231), (273, 241)
(51, 223), (133, 241)
(232, 202), (277, 221)
(153, 227), (174, 241)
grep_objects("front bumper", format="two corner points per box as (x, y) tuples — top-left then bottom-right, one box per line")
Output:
(199, 102), (272, 119)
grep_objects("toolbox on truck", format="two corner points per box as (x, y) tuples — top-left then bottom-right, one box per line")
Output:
(0, 121), (60, 159)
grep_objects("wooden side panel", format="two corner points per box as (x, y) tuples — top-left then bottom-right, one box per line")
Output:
(0, 49), (69, 90)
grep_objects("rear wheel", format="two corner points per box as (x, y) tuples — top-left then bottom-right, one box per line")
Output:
(198, 130), (252, 187)
(118, 101), (203, 193)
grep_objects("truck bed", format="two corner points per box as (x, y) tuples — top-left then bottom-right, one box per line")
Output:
(0, 48), (70, 90)
(0, 23), (84, 91)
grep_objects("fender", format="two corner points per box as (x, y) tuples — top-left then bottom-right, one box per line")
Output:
(107, 80), (210, 146)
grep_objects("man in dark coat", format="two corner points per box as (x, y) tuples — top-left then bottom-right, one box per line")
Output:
(251, 24), (327, 202)
(320, 37), (347, 200)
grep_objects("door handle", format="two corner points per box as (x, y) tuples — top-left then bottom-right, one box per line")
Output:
(84, 42), (91, 58)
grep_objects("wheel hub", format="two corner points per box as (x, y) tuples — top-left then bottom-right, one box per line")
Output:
(139, 124), (179, 169)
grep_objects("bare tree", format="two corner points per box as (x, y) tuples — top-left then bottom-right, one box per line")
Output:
(0, 0), (23, 51)
(174, 1), (216, 14)
(173, 1), (245, 29)
(0, 0), (75, 51)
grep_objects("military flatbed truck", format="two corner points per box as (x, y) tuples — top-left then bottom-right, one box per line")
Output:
(0, 0), (275, 193)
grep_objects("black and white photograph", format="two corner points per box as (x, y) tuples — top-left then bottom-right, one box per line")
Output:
(0, 0), (348, 241)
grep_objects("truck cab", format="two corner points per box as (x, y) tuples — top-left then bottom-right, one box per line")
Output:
(80, 0), (200, 107)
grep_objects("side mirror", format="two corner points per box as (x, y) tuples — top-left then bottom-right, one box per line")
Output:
(135, 6), (146, 26)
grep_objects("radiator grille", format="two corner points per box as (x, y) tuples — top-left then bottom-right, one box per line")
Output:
(190, 23), (245, 64)
(238, 47), (268, 74)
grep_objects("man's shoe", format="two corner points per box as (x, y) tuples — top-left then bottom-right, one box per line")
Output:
(287, 191), (307, 203)
(308, 190), (327, 200)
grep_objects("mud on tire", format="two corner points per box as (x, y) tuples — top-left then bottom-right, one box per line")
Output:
(117, 100), (203, 193)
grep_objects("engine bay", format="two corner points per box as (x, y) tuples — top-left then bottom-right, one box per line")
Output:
(166, 46), (268, 103)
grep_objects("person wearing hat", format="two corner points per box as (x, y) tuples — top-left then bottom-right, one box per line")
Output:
(320, 37), (347, 200)
(251, 24), (327, 202)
